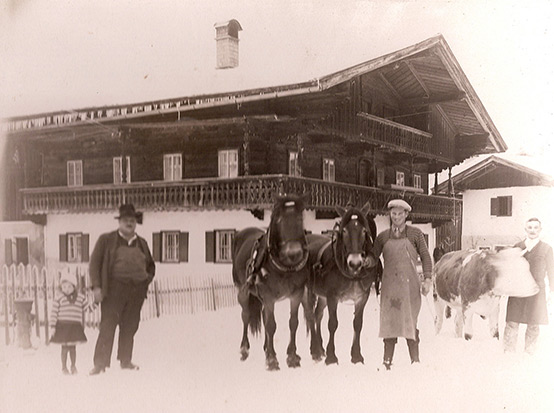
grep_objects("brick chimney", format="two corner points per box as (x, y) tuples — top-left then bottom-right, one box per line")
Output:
(214, 19), (242, 69)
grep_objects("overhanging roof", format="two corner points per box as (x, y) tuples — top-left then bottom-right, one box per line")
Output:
(2, 34), (507, 157)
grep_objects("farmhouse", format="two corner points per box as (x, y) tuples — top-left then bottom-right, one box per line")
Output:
(435, 154), (554, 250)
(1, 30), (506, 278)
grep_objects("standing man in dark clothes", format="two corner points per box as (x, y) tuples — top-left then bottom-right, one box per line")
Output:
(89, 204), (155, 375)
(504, 217), (554, 354)
(373, 199), (433, 370)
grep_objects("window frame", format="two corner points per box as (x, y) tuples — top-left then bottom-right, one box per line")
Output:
(163, 153), (183, 181)
(218, 149), (239, 178)
(377, 168), (385, 187)
(161, 231), (180, 263)
(288, 151), (300, 177)
(67, 160), (83, 187)
(113, 156), (131, 184)
(413, 173), (422, 189)
(67, 233), (82, 263)
(215, 229), (235, 263)
(322, 158), (335, 182)
(395, 171), (405, 186)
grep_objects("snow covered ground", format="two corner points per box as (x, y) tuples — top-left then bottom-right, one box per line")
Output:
(1, 293), (553, 413)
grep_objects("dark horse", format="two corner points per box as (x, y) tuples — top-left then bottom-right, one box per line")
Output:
(232, 194), (310, 371)
(306, 202), (381, 364)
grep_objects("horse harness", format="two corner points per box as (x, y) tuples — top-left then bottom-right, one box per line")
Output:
(312, 222), (374, 281)
(245, 229), (309, 286)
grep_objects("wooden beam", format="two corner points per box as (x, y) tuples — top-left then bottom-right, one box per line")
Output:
(402, 91), (466, 109)
(379, 72), (403, 101)
(405, 61), (430, 96)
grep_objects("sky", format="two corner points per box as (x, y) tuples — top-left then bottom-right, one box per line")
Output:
(1, 0), (553, 173)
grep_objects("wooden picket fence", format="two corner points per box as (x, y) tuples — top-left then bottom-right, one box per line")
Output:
(0, 264), (238, 346)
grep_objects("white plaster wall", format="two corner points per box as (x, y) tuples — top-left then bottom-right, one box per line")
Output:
(461, 186), (554, 249)
(44, 209), (436, 278)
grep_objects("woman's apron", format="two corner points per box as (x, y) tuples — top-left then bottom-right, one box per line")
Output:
(379, 232), (422, 340)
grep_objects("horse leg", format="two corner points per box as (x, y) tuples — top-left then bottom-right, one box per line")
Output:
(463, 307), (474, 340)
(325, 297), (339, 365)
(286, 293), (302, 368)
(262, 300), (279, 371)
(351, 293), (369, 364)
(238, 288), (250, 361)
(311, 297), (326, 361)
(488, 298), (500, 339)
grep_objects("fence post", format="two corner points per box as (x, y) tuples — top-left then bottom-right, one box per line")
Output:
(153, 280), (160, 318)
(210, 278), (217, 311)
(33, 267), (40, 340)
(43, 268), (50, 345)
(3, 266), (9, 345)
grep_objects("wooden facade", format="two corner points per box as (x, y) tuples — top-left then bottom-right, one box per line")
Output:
(2, 35), (506, 227)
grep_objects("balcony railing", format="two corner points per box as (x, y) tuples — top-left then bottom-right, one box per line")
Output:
(21, 175), (460, 220)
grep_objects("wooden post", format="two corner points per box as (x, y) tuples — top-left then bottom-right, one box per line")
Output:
(210, 278), (217, 311)
(3, 268), (9, 345)
(153, 280), (160, 318)
(33, 268), (40, 340)
(43, 269), (50, 344)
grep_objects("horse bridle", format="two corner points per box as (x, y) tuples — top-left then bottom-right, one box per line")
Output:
(265, 224), (309, 273)
(331, 214), (375, 280)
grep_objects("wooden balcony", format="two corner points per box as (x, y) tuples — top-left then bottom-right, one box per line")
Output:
(21, 175), (461, 221)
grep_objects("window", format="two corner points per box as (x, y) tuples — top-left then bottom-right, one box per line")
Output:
(4, 237), (29, 265)
(205, 230), (235, 263)
(163, 153), (182, 181)
(218, 149), (239, 178)
(162, 232), (179, 263)
(396, 171), (405, 186)
(322, 158), (335, 182)
(490, 196), (512, 217)
(152, 232), (189, 263)
(67, 160), (83, 187)
(413, 174), (422, 189)
(377, 169), (385, 186)
(113, 156), (131, 184)
(59, 233), (89, 263)
(288, 151), (301, 177)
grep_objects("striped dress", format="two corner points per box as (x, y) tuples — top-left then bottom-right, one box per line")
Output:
(49, 292), (88, 345)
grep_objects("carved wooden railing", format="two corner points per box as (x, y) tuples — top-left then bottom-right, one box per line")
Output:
(21, 175), (460, 220)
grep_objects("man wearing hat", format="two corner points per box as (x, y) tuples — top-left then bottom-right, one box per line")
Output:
(89, 204), (155, 375)
(373, 199), (432, 370)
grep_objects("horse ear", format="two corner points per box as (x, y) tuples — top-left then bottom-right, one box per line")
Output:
(361, 201), (371, 217)
(335, 205), (347, 217)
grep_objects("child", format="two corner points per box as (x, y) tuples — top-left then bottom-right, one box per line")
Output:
(50, 272), (89, 374)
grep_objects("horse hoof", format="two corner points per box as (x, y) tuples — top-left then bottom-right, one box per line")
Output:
(351, 355), (364, 364)
(325, 355), (338, 365)
(266, 357), (280, 371)
(464, 333), (473, 341)
(287, 354), (301, 368)
(312, 354), (323, 362)
(492, 330), (499, 339)
(240, 348), (249, 361)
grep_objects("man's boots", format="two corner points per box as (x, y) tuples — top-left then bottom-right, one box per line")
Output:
(383, 338), (397, 370)
(407, 329), (420, 364)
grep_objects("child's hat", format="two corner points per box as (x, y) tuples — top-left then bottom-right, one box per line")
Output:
(59, 272), (77, 287)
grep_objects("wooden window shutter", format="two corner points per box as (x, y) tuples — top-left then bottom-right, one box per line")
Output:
(152, 233), (161, 262)
(59, 234), (68, 262)
(15, 238), (29, 265)
(490, 197), (499, 216)
(205, 231), (215, 262)
(5, 240), (13, 265)
(179, 232), (189, 262)
(506, 196), (513, 216)
(82, 234), (90, 262)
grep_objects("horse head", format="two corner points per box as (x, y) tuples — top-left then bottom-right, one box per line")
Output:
(268, 193), (309, 270)
(334, 201), (377, 276)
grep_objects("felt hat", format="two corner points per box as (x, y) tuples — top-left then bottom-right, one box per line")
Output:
(387, 199), (412, 212)
(115, 204), (143, 224)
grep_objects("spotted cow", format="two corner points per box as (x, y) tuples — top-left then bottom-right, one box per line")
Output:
(434, 247), (539, 340)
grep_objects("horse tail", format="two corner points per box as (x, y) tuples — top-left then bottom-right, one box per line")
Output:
(303, 282), (317, 336)
(248, 294), (263, 336)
